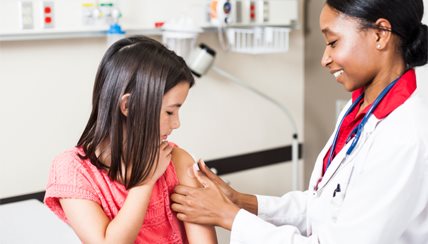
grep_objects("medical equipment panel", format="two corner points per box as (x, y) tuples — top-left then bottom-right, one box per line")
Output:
(209, 0), (298, 26)
(0, 0), (299, 41)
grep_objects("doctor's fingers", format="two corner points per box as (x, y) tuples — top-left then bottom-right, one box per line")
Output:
(171, 192), (188, 206)
(170, 200), (191, 214)
(198, 160), (217, 179)
(194, 170), (217, 188)
(172, 185), (210, 204)
(174, 184), (198, 196)
(170, 194), (207, 220)
(176, 212), (216, 225)
(198, 160), (226, 185)
(198, 160), (239, 203)
(171, 195), (219, 225)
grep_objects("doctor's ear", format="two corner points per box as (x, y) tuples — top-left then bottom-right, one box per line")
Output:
(120, 93), (130, 117)
(373, 18), (393, 50)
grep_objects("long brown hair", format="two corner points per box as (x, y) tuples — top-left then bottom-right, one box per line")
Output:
(77, 36), (195, 188)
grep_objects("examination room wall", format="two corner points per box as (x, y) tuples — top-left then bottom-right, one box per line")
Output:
(417, 0), (428, 94)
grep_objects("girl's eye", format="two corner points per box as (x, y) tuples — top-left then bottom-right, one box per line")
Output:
(166, 111), (174, 115)
(327, 40), (337, 48)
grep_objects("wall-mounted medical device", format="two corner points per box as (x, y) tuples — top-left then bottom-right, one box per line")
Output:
(206, 0), (298, 54)
(0, 0), (123, 40)
(209, 0), (298, 26)
(210, 0), (234, 25)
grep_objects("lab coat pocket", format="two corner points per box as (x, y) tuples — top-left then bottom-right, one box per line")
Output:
(328, 164), (353, 222)
(330, 184), (346, 222)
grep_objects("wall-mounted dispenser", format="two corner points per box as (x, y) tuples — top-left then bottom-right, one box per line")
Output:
(209, 0), (298, 27)
(207, 0), (298, 54)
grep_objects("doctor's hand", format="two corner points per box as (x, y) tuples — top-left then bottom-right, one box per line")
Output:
(171, 167), (240, 230)
(196, 160), (241, 204)
(195, 160), (258, 215)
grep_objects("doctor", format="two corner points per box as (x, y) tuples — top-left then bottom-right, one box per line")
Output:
(171, 0), (428, 243)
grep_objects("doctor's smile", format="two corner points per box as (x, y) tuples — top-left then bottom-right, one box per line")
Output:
(332, 70), (344, 79)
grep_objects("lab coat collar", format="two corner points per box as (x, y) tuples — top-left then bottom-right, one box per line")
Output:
(352, 69), (417, 120)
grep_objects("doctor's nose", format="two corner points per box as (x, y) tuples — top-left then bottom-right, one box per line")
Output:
(321, 48), (332, 67)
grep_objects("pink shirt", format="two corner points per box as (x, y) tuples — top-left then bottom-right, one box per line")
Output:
(44, 147), (187, 244)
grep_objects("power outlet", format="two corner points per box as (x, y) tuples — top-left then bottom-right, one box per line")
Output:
(19, 1), (34, 30)
(262, 0), (269, 23)
(41, 1), (55, 29)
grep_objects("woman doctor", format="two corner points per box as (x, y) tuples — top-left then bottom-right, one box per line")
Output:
(171, 0), (428, 243)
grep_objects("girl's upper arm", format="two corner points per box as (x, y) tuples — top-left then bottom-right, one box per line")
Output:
(172, 147), (218, 244)
(59, 198), (110, 243)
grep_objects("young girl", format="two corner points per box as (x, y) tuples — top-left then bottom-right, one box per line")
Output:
(44, 36), (217, 244)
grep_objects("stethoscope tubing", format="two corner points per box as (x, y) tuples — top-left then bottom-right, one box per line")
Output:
(314, 76), (401, 194)
(326, 77), (400, 170)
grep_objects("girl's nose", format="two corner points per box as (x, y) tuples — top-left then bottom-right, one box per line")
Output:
(171, 117), (180, 129)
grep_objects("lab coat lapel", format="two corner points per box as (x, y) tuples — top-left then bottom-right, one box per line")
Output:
(309, 100), (351, 189)
(309, 133), (335, 188)
(316, 143), (350, 189)
(316, 116), (381, 190)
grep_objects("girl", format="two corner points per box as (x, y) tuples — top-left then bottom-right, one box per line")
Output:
(44, 36), (217, 244)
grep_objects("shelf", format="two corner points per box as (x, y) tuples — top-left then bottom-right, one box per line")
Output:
(0, 27), (163, 42)
(0, 23), (298, 42)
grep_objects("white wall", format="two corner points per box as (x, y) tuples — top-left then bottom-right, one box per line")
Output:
(416, 0), (428, 94)
(0, 38), (103, 197)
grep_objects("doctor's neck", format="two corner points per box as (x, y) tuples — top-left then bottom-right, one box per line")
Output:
(361, 54), (406, 108)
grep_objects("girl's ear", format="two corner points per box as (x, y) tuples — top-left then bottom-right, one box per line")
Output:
(120, 93), (130, 117)
(373, 18), (393, 50)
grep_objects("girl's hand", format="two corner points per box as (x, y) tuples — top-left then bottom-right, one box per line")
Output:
(144, 141), (173, 186)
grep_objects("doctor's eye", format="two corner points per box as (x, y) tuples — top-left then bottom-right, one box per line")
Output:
(327, 40), (337, 48)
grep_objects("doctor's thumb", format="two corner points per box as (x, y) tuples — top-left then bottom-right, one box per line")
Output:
(198, 159), (217, 180)
(193, 167), (214, 188)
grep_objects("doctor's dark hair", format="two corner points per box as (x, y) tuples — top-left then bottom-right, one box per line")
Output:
(326, 0), (428, 67)
(77, 35), (194, 189)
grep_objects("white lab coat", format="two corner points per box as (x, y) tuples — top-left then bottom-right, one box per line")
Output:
(230, 90), (428, 244)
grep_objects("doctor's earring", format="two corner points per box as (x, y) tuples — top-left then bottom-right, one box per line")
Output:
(376, 43), (381, 49)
